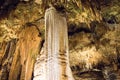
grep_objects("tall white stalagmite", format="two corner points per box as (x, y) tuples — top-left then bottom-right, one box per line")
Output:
(45, 7), (74, 80)
(33, 7), (74, 80)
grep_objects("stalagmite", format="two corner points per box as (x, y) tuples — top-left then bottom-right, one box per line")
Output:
(33, 7), (74, 80)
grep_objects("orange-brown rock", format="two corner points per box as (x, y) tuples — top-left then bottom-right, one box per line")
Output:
(8, 26), (42, 80)
(0, 40), (17, 80)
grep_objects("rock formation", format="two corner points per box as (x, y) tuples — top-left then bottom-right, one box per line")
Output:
(0, 0), (120, 80)
(34, 7), (74, 80)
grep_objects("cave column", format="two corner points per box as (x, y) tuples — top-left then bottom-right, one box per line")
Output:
(45, 7), (74, 80)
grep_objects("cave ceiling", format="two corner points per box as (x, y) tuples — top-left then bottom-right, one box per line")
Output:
(0, 0), (120, 42)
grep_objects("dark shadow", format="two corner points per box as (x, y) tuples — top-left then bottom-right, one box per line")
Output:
(0, 0), (19, 19)
(68, 23), (91, 36)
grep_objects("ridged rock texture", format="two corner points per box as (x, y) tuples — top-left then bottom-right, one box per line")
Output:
(0, 40), (17, 80)
(0, 25), (42, 80)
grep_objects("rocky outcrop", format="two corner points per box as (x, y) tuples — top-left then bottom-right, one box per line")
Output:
(69, 22), (120, 80)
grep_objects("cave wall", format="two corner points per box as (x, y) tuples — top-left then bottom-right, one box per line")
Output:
(0, 25), (43, 80)
(0, 0), (120, 80)
(0, 39), (17, 80)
